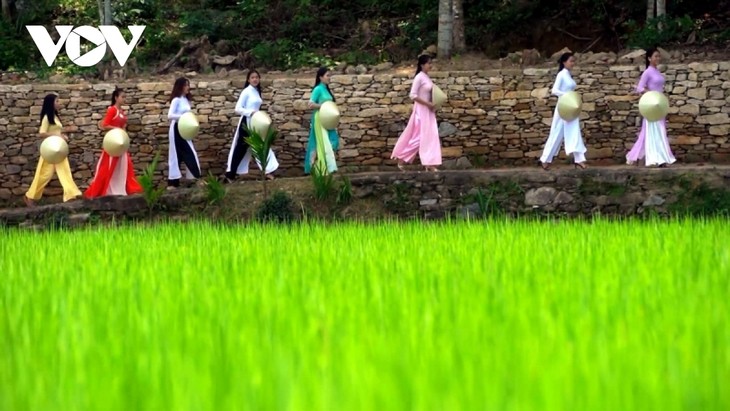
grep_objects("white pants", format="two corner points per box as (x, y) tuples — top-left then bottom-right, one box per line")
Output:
(540, 107), (587, 163)
(645, 120), (676, 166)
(168, 121), (201, 180)
(226, 116), (279, 175)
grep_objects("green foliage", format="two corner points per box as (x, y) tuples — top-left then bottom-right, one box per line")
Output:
(44, 211), (70, 230)
(625, 15), (697, 49)
(1, 0), (728, 71)
(251, 40), (337, 70)
(180, 8), (239, 43)
(204, 172), (226, 205)
(0, 0), (57, 70)
(2, 220), (729, 410)
(139, 152), (165, 212)
(470, 188), (500, 218)
(336, 175), (353, 205)
(462, 181), (524, 218)
(337, 51), (378, 66)
(385, 182), (411, 214)
(310, 163), (336, 201)
(256, 191), (295, 223)
(244, 125), (279, 200)
(670, 179), (730, 217)
(579, 176), (632, 197)
(0, 21), (32, 70)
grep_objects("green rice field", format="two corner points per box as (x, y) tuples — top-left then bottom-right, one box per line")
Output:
(1, 220), (729, 410)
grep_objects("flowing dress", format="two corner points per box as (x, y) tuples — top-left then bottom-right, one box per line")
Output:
(626, 66), (676, 166)
(391, 71), (442, 166)
(85, 106), (142, 198)
(539, 68), (587, 164)
(226, 85), (279, 178)
(167, 96), (201, 184)
(304, 83), (339, 174)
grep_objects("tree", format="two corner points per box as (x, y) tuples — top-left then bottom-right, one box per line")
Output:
(452, 0), (465, 53)
(437, 0), (453, 59)
(646, 0), (655, 20)
(1, 0), (16, 21)
(647, 0), (667, 20)
(96, 0), (114, 78)
(244, 125), (279, 201)
(96, 0), (112, 25)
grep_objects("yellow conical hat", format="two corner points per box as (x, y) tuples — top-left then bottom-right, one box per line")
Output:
(250, 111), (272, 137)
(639, 91), (669, 122)
(40, 136), (69, 164)
(320, 101), (340, 130)
(557, 91), (582, 121)
(178, 112), (199, 140)
(102, 128), (130, 157)
(432, 84), (447, 107)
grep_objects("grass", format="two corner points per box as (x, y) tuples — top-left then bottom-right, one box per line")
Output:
(1, 219), (729, 411)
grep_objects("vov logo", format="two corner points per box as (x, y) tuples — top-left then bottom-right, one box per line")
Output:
(25, 25), (146, 67)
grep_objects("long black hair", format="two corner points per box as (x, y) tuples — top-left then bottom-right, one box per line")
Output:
(111, 87), (124, 106)
(245, 69), (262, 96)
(40, 93), (59, 125)
(415, 54), (432, 76)
(558, 52), (574, 71)
(169, 77), (192, 102)
(313, 67), (335, 103)
(645, 47), (658, 70)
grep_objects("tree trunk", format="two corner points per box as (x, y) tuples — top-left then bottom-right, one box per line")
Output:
(437, 0), (453, 59)
(452, 0), (465, 53)
(103, 0), (112, 25)
(656, 0), (665, 31)
(96, 0), (104, 24)
(646, 0), (655, 20)
(1, 0), (15, 21)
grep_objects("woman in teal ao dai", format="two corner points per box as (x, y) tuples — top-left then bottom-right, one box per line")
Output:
(304, 67), (339, 174)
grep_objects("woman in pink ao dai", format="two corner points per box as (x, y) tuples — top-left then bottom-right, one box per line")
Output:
(391, 54), (442, 172)
(626, 47), (676, 167)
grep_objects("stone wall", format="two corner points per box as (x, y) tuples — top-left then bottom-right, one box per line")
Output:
(2, 166), (729, 227)
(1, 61), (729, 202)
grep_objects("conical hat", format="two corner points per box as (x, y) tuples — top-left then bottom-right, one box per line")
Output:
(102, 128), (130, 157)
(557, 91), (582, 121)
(178, 112), (199, 140)
(320, 101), (340, 130)
(40, 136), (69, 164)
(432, 85), (447, 107)
(639, 91), (669, 122)
(250, 111), (272, 137)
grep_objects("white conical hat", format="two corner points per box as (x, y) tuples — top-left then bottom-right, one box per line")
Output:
(178, 112), (199, 140)
(40, 136), (69, 164)
(250, 111), (272, 137)
(432, 84), (447, 107)
(557, 91), (582, 121)
(102, 128), (130, 157)
(320, 101), (340, 130)
(639, 91), (669, 122)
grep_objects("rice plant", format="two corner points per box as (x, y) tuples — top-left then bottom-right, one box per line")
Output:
(1, 219), (728, 411)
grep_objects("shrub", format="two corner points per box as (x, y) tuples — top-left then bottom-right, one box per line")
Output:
(204, 173), (226, 205)
(138, 153), (165, 212)
(256, 191), (294, 223)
